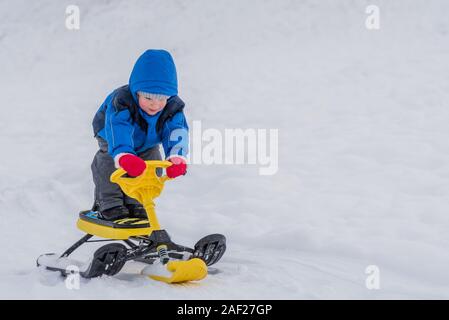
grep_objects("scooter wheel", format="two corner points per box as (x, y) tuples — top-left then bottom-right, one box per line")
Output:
(82, 243), (127, 278)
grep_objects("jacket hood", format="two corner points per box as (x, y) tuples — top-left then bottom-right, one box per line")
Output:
(129, 49), (178, 102)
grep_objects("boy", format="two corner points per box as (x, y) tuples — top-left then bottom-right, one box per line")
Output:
(91, 49), (188, 221)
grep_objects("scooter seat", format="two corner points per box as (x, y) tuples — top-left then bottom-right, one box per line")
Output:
(77, 210), (154, 239)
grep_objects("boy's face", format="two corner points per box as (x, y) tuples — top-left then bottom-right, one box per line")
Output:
(137, 94), (167, 115)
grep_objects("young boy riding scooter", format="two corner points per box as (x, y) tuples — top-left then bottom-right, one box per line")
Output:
(91, 49), (188, 221)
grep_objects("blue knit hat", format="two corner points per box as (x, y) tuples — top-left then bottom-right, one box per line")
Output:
(129, 49), (178, 102)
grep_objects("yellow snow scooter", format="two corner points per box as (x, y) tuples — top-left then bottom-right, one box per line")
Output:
(37, 160), (226, 284)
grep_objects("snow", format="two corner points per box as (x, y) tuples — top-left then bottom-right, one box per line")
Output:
(1, 0), (449, 299)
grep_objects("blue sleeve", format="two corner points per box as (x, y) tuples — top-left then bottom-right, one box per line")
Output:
(161, 111), (189, 158)
(104, 104), (136, 158)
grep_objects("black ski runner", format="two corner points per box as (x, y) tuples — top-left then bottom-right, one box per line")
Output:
(37, 233), (226, 278)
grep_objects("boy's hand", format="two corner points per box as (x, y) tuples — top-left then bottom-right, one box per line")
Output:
(118, 154), (147, 177)
(166, 156), (187, 178)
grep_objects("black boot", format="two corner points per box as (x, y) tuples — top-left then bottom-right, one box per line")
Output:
(126, 204), (148, 220)
(99, 205), (130, 221)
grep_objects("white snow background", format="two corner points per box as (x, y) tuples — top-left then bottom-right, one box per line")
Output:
(0, 0), (448, 299)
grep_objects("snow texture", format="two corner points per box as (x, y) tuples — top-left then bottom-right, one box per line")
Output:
(0, 0), (449, 299)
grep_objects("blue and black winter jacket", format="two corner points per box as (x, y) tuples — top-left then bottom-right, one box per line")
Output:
(92, 50), (189, 160)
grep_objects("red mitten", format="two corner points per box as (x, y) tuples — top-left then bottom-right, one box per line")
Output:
(118, 154), (146, 177)
(166, 156), (187, 178)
